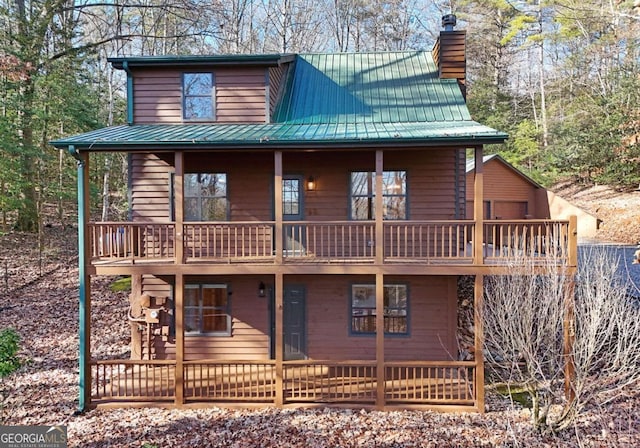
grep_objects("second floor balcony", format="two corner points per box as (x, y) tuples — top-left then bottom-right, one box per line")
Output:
(87, 218), (577, 268)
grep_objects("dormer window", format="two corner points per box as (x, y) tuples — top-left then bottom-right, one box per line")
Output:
(183, 73), (214, 120)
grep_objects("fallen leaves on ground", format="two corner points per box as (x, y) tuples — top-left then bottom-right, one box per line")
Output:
(1, 228), (639, 447)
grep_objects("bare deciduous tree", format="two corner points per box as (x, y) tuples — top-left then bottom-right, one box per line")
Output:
(482, 246), (640, 433)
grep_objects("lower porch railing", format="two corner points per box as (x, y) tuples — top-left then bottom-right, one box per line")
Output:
(90, 359), (476, 407)
(91, 359), (176, 401)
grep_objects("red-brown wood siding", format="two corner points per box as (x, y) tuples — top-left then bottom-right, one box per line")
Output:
(133, 69), (183, 124)
(216, 68), (267, 123)
(432, 31), (466, 81)
(141, 275), (456, 362)
(432, 30), (466, 97)
(303, 275), (457, 361)
(130, 153), (172, 221)
(284, 149), (459, 221)
(132, 67), (267, 124)
(465, 159), (539, 219)
(130, 148), (459, 224)
(141, 275), (270, 361)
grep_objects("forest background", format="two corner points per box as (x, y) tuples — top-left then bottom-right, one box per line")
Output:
(0, 0), (639, 234)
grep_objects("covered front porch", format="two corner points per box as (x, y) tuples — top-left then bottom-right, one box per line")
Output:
(80, 273), (488, 412)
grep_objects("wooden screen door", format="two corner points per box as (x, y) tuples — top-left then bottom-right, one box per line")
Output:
(283, 285), (307, 361)
(282, 176), (305, 254)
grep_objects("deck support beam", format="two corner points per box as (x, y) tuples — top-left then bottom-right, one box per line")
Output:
(473, 146), (484, 265)
(474, 274), (485, 413)
(175, 273), (185, 405)
(174, 151), (184, 264)
(274, 151), (284, 406)
(375, 150), (385, 409)
(275, 273), (284, 407)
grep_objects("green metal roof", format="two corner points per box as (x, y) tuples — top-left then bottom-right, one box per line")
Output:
(274, 52), (469, 124)
(51, 51), (508, 151)
(50, 122), (507, 150)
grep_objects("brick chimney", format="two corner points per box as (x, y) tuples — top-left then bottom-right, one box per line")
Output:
(432, 14), (466, 99)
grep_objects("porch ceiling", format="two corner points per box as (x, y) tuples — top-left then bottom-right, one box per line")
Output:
(49, 121), (508, 151)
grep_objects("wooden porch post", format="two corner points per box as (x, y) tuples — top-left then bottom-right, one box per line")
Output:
(474, 274), (485, 413)
(375, 150), (385, 409)
(173, 151), (185, 405)
(274, 151), (284, 406)
(274, 151), (283, 265)
(129, 275), (143, 360)
(275, 273), (284, 407)
(563, 276), (576, 402)
(174, 151), (184, 264)
(175, 273), (184, 405)
(473, 146), (484, 265)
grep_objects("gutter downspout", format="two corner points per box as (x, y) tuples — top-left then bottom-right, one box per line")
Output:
(123, 61), (134, 125)
(68, 145), (89, 413)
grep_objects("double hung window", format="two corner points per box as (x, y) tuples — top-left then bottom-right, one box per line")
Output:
(350, 284), (408, 335)
(184, 173), (227, 221)
(184, 284), (231, 335)
(183, 73), (214, 120)
(350, 171), (407, 220)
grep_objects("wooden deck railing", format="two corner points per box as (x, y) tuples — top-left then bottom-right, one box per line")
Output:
(90, 359), (477, 407)
(184, 222), (274, 261)
(483, 219), (572, 263)
(183, 360), (276, 401)
(384, 221), (474, 262)
(91, 359), (476, 406)
(283, 222), (375, 261)
(283, 360), (377, 402)
(88, 222), (175, 262)
(385, 361), (475, 404)
(87, 219), (575, 266)
(91, 359), (176, 400)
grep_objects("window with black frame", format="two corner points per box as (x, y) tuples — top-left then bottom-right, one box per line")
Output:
(183, 73), (214, 120)
(350, 284), (408, 335)
(184, 173), (227, 221)
(184, 284), (231, 335)
(350, 171), (407, 220)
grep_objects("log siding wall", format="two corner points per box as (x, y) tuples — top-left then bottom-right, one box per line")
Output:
(130, 153), (172, 221)
(132, 68), (267, 124)
(139, 275), (456, 362)
(303, 275), (457, 361)
(129, 148), (461, 361)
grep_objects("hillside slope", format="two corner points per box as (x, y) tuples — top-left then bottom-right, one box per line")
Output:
(552, 181), (640, 245)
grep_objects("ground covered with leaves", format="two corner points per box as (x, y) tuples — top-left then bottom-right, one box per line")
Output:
(1, 226), (639, 447)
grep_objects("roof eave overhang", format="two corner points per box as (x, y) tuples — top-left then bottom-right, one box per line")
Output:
(108, 54), (295, 70)
(51, 136), (508, 152)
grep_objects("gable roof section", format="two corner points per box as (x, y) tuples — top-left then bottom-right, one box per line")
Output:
(466, 154), (543, 189)
(51, 51), (508, 151)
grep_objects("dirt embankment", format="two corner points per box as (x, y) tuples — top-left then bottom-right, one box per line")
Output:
(552, 181), (640, 244)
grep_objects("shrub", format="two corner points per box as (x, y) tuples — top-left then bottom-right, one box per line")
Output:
(0, 328), (21, 377)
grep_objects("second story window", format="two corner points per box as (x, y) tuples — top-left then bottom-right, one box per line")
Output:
(184, 173), (227, 221)
(350, 171), (407, 220)
(183, 73), (214, 120)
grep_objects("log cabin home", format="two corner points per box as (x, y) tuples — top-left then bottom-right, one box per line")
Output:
(51, 16), (577, 412)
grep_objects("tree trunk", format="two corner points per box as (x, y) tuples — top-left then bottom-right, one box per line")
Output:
(16, 77), (38, 232)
